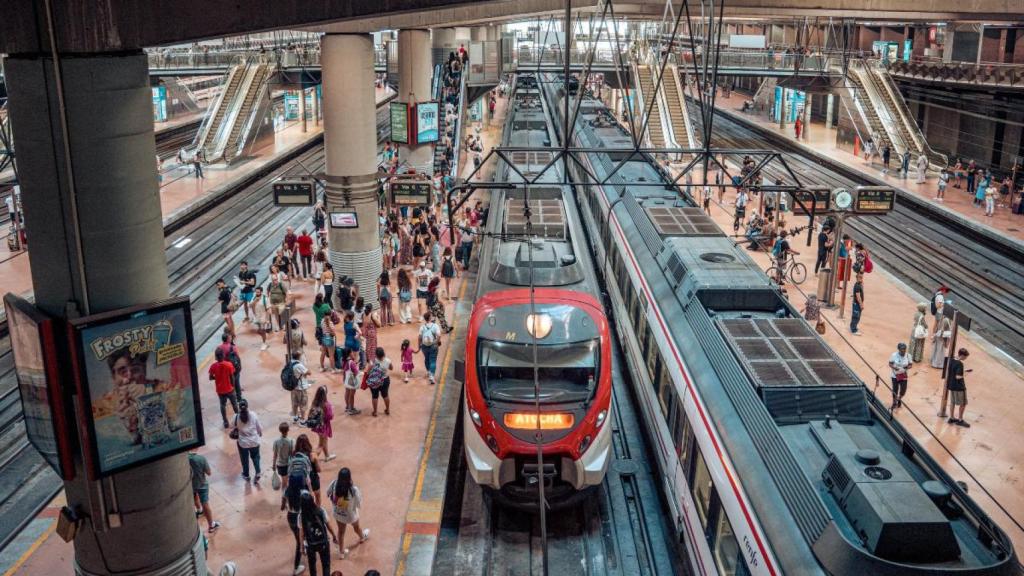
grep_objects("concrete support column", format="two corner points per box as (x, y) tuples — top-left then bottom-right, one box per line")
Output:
(433, 28), (457, 66)
(455, 27), (472, 42)
(942, 24), (955, 62)
(472, 27), (486, 42)
(803, 93), (812, 140)
(5, 52), (203, 576)
(322, 34), (383, 309)
(312, 85), (320, 126)
(487, 25), (500, 42)
(398, 29), (434, 173)
(299, 88), (308, 132)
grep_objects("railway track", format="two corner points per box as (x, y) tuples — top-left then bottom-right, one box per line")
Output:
(698, 108), (1024, 361)
(0, 98), (392, 553)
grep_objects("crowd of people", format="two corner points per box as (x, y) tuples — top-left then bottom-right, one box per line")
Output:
(193, 48), (494, 574)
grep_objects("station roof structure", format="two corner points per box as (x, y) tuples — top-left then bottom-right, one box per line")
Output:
(2, 0), (1022, 55)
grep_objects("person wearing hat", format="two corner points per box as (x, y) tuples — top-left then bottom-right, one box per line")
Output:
(946, 348), (971, 427)
(888, 342), (913, 410)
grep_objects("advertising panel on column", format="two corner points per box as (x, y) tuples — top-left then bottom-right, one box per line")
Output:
(415, 101), (440, 144)
(69, 297), (204, 478)
(3, 294), (76, 480)
(390, 101), (410, 143)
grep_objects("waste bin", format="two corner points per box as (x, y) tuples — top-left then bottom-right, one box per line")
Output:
(817, 268), (831, 302)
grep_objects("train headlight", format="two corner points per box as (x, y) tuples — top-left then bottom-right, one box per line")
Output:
(579, 435), (592, 454)
(526, 313), (552, 339)
(486, 434), (500, 454)
(469, 409), (482, 428)
(596, 410), (607, 428)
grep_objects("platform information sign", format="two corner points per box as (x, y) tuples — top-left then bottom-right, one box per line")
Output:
(330, 212), (359, 228)
(390, 180), (432, 206)
(854, 187), (896, 214)
(792, 186), (832, 215)
(390, 102), (409, 144)
(4, 294), (75, 480)
(70, 297), (204, 479)
(273, 181), (315, 206)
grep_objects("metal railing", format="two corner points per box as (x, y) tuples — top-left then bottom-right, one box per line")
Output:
(887, 58), (1024, 87)
(147, 46), (388, 70)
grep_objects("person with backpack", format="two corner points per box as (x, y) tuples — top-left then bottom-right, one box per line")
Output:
(426, 277), (452, 333)
(441, 247), (457, 300)
(306, 386), (336, 460)
(293, 433), (322, 504)
(298, 490), (337, 576)
(268, 268), (289, 332)
(284, 350), (311, 422)
(232, 399), (263, 483)
(283, 449), (312, 575)
(366, 347), (393, 417)
(237, 261), (257, 322)
(188, 448), (220, 533)
(342, 348), (361, 415)
(327, 468), (370, 560)
(216, 278), (237, 337)
(419, 312), (442, 385)
(396, 268), (413, 324)
(209, 348), (238, 429)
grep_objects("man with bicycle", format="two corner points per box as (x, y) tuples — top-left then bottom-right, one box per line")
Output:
(771, 230), (799, 283)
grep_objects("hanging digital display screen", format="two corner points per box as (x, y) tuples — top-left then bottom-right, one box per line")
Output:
(390, 102), (409, 144)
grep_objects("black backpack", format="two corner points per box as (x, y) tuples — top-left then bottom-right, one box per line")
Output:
(302, 508), (329, 546)
(281, 361), (299, 391)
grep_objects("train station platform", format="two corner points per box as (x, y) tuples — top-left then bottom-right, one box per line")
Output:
(710, 91), (1024, 246)
(683, 162), (1024, 553)
(0, 84), (502, 576)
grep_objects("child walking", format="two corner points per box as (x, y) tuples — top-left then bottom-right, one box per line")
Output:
(272, 422), (295, 495)
(401, 339), (416, 383)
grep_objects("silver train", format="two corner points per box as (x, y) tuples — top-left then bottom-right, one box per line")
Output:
(538, 75), (1020, 576)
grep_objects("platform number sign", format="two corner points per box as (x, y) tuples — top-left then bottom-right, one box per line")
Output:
(273, 181), (315, 206)
(853, 187), (896, 214)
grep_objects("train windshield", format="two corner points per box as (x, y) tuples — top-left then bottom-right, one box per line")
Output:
(477, 338), (599, 404)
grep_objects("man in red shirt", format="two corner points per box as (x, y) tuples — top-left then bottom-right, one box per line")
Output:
(296, 228), (314, 279)
(209, 348), (238, 428)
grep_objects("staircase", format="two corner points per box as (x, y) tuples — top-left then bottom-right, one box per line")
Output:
(636, 64), (667, 148)
(193, 65), (245, 154)
(222, 63), (272, 163)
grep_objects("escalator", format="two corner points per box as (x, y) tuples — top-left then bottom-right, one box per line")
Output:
(193, 65), (245, 155)
(222, 64), (273, 163)
(635, 64), (667, 148)
(865, 63), (947, 169)
(662, 64), (699, 150)
(845, 72), (893, 153)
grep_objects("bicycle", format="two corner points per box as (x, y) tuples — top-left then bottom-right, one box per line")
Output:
(765, 252), (807, 286)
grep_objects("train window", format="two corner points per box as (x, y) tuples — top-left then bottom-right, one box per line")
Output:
(712, 511), (748, 576)
(691, 451), (713, 529)
(657, 366), (673, 420)
(643, 327), (656, 377)
(649, 353), (662, 395)
(673, 397), (691, 465)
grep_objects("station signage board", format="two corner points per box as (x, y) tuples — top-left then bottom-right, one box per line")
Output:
(273, 181), (315, 206)
(415, 101), (440, 144)
(791, 186), (832, 215)
(4, 294), (76, 480)
(69, 297), (204, 479)
(390, 102), (410, 144)
(389, 179), (433, 207)
(854, 187), (896, 214)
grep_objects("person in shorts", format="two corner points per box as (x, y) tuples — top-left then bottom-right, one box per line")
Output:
(238, 261), (257, 322)
(414, 262), (432, 317)
(366, 347), (393, 417)
(189, 449), (219, 533)
(273, 422), (295, 492)
(291, 351), (312, 421)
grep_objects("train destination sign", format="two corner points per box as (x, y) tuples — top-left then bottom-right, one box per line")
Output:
(390, 179), (433, 207)
(273, 181), (315, 206)
(791, 186), (832, 215)
(853, 187), (896, 214)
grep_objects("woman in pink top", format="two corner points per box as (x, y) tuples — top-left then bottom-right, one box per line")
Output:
(307, 386), (336, 461)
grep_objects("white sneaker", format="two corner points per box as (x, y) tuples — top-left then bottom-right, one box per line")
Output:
(260, 344), (269, 351)
(360, 528), (370, 542)
(293, 565), (305, 575)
